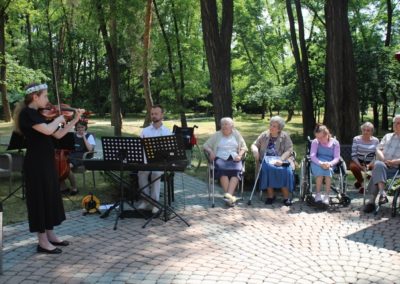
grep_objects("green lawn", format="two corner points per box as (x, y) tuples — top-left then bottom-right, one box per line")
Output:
(0, 114), (308, 225)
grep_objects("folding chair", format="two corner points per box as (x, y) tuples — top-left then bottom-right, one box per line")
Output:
(205, 151), (246, 208)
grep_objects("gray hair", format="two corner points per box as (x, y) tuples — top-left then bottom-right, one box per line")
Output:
(220, 117), (234, 127)
(393, 115), (400, 123)
(270, 116), (285, 130)
(361, 122), (374, 132)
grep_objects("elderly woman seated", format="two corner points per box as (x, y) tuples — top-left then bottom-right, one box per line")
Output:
(350, 122), (379, 194)
(203, 117), (248, 206)
(251, 116), (294, 206)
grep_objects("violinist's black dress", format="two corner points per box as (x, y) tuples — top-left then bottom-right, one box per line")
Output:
(19, 107), (65, 233)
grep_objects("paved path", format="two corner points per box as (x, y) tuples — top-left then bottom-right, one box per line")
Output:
(1, 173), (400, 283)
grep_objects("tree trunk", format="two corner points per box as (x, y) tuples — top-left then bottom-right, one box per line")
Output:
(200, 0), (233, 130)
(0, 10), (11, 122)
(373, 102), (379, 135)
(381, 0), (393, 131)
(153, 0), (187, 127)
(95, 0), (122, 136)
(286, 0), (315, 138)
(142, 0), (154, 128)
(25, 13), (35, 68)
(171, 0), (187, 127)
(324, 0), (359, 144)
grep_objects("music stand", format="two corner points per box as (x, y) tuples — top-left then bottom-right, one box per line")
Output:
(2, 132), (26, 202)
(142, 135), (189, 227)
(101, 136), (145, 230)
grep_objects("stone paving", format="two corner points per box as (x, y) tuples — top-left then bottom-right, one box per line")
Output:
(1, 173), (400, 284)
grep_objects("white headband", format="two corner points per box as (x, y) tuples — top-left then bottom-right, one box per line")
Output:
(25, 84), (48, 95)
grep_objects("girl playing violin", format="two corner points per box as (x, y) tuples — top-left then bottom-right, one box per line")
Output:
(13, 82), (84, 254)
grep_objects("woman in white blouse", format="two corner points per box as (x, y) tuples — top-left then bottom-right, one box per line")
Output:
(203, 117), (248, 206)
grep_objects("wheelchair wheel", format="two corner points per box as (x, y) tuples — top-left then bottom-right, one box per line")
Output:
(391, 187), (400, 217)
(186, 144), (202, 171)
(341, 195), (351, 207)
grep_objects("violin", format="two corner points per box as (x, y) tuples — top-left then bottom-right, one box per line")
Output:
(39, 103), (81, 121)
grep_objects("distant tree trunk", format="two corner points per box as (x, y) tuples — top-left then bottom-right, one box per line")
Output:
(373, 102), (379, 135)
(171, 0), (187, 127)
(142, 0), (154, 128)
(324, 0), (359, 144)
(153, 0), (187, 127)
(95, 0), (122, 136)
(286, 0), (315, 138)
(381, 0), (393, 131)
(0, 8), (11, 122)
(200, 0), (233, 130)
(25, 13), (35, 68)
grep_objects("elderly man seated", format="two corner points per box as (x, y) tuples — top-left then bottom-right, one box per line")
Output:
(363, 115), (400, 213)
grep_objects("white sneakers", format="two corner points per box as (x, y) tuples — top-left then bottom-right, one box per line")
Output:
(152, 206), (160, 214)
(314, 193), (330, 205)
(137, 201), (150, 210)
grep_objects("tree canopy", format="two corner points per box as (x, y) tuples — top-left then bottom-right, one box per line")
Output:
(0, 0), (399, 140)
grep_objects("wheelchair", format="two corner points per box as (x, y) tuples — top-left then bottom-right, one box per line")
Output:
(299, 138), (351, 210)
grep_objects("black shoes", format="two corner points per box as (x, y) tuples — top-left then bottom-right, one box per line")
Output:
(283, 199), (292, 206)
(37, 245), (62, 254)
(69, 189), (79, 196)
(363, 203), (376, 213)
(265, 196), (276, 205)
(378, 195), (388, 205)
(49, 240), (70, 246)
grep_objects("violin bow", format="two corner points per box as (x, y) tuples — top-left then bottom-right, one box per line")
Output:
(52, 58), (62, 114)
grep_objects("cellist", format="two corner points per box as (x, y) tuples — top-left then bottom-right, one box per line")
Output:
(13, 82), (84, 254)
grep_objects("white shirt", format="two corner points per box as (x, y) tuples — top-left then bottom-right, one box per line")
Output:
(216, 135), (239, 160)
(140, 123), (171, 138)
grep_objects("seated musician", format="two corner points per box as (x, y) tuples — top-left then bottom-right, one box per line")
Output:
(349, 122), (379, 194)
(60, 120), (96, 195)
(203, 117), (247, 206)
(251, 116), (294, 206)
(137, 105), (172, 214)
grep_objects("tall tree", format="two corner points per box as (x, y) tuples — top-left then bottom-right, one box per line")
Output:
(324, 0), (359, 143)
(381, 0), (394, 130)
(95, 0), (122, 136)
(0, 0), (11, 122)
(200, 0), (233, 130)
(142, 0), (154, 127)
(286, 0), (315, 138)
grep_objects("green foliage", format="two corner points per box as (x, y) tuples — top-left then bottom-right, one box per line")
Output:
(1, 53), (48, 104)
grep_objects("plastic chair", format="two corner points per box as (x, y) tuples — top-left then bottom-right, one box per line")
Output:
(204, 151), (246, 208)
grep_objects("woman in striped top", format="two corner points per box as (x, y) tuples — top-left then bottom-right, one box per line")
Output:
(350, 122), (379, 193)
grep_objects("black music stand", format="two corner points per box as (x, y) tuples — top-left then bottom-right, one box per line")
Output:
(142, 135), (190, 227)
(101, 136), (145, 230)
(2, 132), (26, 202)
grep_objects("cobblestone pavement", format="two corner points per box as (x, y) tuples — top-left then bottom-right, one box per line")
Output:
(1, 173), (400, 283)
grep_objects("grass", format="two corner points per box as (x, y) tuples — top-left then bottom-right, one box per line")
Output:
(0, 113), (309, 225)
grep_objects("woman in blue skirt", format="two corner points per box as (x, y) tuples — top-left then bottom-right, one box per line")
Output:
(251, 116), (294, 206)
(310, 125), (340, 204)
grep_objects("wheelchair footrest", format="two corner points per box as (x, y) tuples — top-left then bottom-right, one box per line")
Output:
(305, 195), (329, 210)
